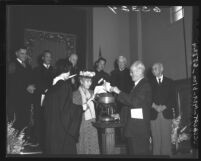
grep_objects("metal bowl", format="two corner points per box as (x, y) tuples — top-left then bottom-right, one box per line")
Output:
(97, 93), (115, 104)
(99, 115), (114, 122)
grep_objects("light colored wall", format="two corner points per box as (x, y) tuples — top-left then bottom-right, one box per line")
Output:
(141, 7), (192, 80)
(129, 12), (139, 63)
(93, 6), (192, 80)
(93, 7), (130, 74)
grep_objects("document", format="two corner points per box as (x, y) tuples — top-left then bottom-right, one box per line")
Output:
(131, 108), (143, 119)
(94, 85), (107, 95)
(41, 94), (45, 106)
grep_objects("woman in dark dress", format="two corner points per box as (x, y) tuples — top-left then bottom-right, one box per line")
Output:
(43, 59), (83, 155)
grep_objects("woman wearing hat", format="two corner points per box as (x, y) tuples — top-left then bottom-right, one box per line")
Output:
(73, 70), (100, 154)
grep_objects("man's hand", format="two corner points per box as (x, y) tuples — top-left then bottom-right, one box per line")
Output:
(111, 113), (120, 120)
(103, 81), (112, 92)
(110, 86), (121, 94)
(52, 72), (70, 85)
(26, 84), (36, 94)
(71, 78), (75, 84)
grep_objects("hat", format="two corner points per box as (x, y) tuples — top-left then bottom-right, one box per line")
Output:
(79, 71), (95, 78)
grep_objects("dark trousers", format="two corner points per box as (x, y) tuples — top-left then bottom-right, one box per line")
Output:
(127, 136), (150, 155)
(32, 104), (45, 149)
(13, 107), (31, 132)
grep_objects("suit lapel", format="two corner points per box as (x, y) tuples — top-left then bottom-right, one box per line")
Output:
(153, 77), (160, 87)
(16, 59), (24, 69)
(132, 78), (145, 92)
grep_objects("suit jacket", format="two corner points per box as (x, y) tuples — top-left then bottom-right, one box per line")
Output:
(150, 76), (177, 120)
(117, 78), (152, 138)
(7, 59), (34, 124)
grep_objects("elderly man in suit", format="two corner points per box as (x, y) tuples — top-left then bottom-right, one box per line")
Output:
(150, 63), (177, 156)
(111, 60), (152, 155)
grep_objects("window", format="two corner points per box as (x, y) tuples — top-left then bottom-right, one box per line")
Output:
(170, 6), (184, 23)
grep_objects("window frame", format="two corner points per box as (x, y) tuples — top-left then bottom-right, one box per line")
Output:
(170, 6), (184, 23)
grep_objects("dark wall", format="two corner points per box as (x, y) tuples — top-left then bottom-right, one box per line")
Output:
(7, 5), (87, 69)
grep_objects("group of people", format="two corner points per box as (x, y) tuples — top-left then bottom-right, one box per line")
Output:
(7, 47), (178, 157)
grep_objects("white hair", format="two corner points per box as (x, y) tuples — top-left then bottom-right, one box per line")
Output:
(131, 60), (145, 74)
(118, 56), (127, 65)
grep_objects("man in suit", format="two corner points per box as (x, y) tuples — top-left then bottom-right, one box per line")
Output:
(32, 50), (54, 149)
(150, 63), (177, 156)
(111, 60), (152, 155)
(7, 48), (36, 138)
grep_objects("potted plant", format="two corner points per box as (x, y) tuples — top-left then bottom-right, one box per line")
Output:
(7, 117), (29, 154)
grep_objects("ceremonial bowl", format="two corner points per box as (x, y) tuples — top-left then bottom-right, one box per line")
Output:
(99, 114), (114, 122)
(97, 93), (115, 104)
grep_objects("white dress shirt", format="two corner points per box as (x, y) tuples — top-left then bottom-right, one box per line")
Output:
(17, 58), (25, 67)
(43, 63), (50, 69)
(156, 75), (163, 84)
(134, 77), (144, 87)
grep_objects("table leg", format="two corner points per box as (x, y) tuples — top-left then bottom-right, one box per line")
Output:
(101, 128), (115, 154)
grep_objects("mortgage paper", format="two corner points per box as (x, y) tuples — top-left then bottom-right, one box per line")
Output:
(94, 85), (107, 95)
(131, 108), (143, 119)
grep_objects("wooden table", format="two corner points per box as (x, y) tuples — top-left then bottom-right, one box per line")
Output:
(92, 121), (124, 154)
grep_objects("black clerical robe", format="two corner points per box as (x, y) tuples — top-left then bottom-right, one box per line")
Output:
(43, 80), (83, 155)
(110, 68), (133, 93)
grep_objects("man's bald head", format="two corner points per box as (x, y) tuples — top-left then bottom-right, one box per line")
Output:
(69, 53), (78, 67)
(152, 63), (164, 77)
(117, 56), (127, 71)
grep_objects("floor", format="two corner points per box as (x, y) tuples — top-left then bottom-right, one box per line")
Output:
(20, 142), (198, 158)
(18, 132), (198, 158)
(172, 151), (198, 158)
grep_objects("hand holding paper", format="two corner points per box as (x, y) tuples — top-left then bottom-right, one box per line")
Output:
(52, 72), (70, 85)
(110, 86), (121, 94)
(94, 85), (107, 95)
(103, 81), (112, 92)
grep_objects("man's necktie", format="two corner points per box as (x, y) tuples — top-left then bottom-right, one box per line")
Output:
(131, 83), (135, 92)
(22, 62), (26, 68)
